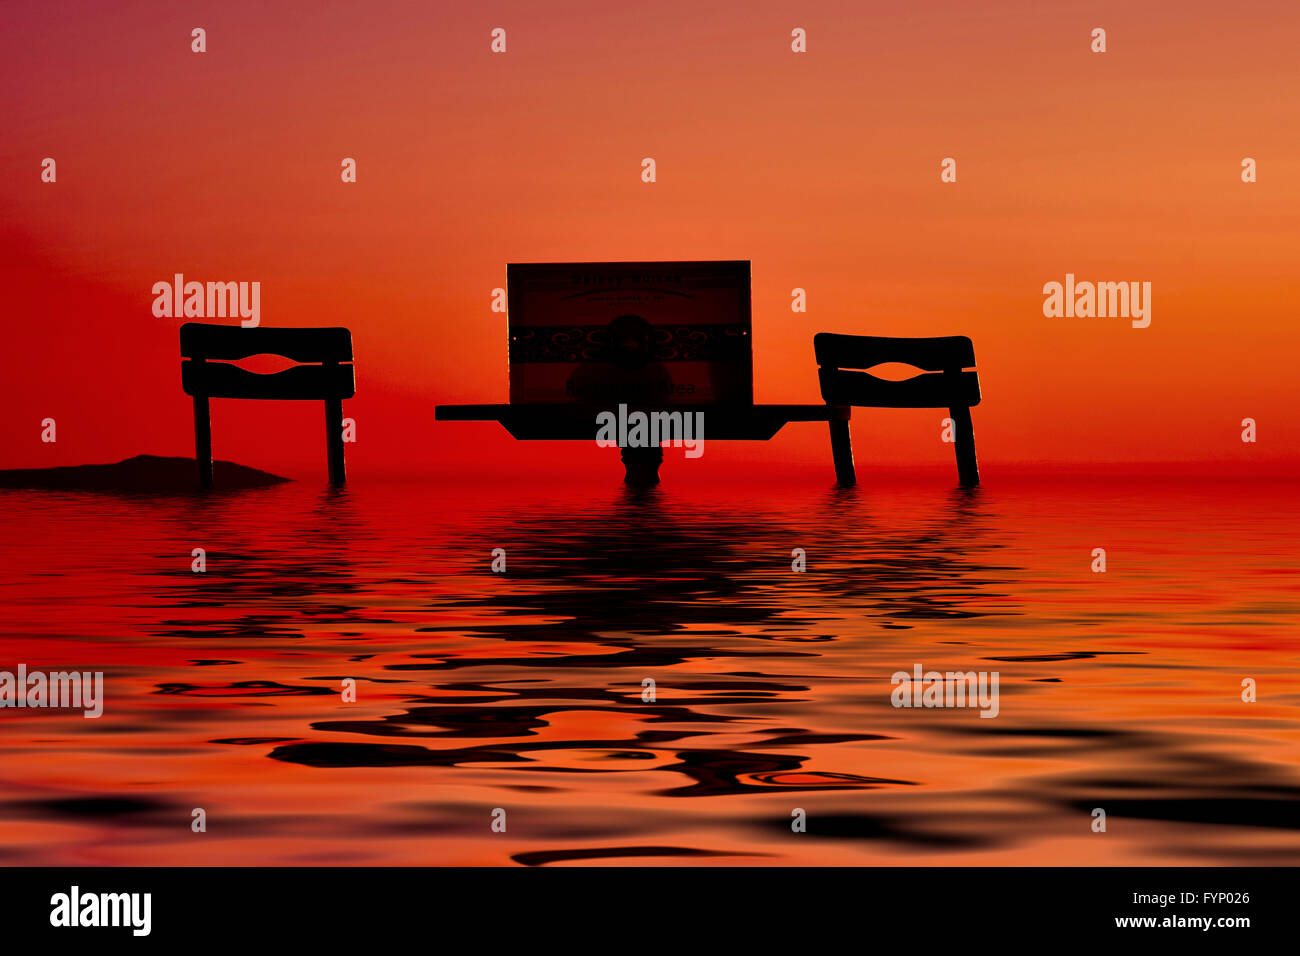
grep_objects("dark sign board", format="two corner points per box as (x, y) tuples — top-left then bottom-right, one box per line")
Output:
(507, 261), (753, 405)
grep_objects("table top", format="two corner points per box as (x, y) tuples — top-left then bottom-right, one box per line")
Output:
(435, 403), (849, 440)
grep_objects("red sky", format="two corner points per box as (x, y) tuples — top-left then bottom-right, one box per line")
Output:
(2, 0), (1297, 479)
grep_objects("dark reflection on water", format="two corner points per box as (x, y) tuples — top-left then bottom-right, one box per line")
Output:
(1, 475), (1298, 864)
(262, 482), (1020, 811)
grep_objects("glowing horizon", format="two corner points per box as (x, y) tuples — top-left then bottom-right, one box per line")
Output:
(2, 0), (1296, 478)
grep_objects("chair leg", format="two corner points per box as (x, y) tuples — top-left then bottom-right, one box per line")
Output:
(325, 398), (346, 485)
(949, 405), (979, 486)
(829, 417), (856, 485)
(193, 395), (213, 489)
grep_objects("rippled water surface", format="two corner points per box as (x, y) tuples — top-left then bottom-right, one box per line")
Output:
(1, 472), (1297, 865)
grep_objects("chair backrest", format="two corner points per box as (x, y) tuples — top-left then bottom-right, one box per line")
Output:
(814, 333), (979, 408)
(506, 261), (753, 406)
(180, 324), (354, 400)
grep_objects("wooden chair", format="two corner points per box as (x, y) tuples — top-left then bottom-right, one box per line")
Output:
(814, 333), (980, 486)
(180, 323), (355, 487)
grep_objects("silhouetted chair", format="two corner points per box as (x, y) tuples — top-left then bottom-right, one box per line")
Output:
(814, 333), (980, 486)
(180, 323), (355, 487)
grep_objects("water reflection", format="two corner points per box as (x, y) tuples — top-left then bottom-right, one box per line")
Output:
(1, 477), (1298, 865)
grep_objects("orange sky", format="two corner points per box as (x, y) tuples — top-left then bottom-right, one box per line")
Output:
(2, 0), (1297, 479)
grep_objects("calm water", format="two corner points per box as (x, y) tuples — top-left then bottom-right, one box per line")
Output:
(1, 472), (1297, 865)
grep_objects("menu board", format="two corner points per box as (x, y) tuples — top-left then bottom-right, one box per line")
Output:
(506, 261), (753, 405)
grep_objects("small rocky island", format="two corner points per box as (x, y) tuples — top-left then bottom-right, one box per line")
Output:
(0, 455), (290, 492)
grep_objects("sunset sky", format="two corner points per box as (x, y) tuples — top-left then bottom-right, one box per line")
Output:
(2, 0), (1297, 479)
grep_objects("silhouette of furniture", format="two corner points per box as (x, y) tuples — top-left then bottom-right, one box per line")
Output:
(180, 323), (355, 487)
(814, 332), (980, 486)
(436, 260), (850, 485)
(435, 403), (850, 484)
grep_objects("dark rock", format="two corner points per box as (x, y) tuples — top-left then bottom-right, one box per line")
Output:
(0, 454), (290, 492)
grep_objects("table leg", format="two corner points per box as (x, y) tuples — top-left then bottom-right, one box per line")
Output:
(620, 446), (664, 486)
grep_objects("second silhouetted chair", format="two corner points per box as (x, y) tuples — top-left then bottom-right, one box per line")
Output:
(180, 323), (355, 488)
(814, 332), (980, 486)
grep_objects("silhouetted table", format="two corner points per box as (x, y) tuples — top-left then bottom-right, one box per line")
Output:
(434, 403), (850, 484)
